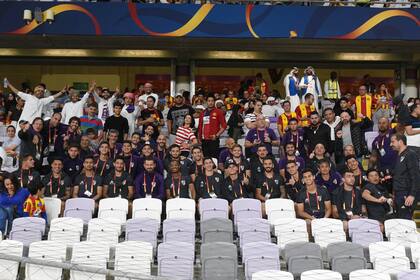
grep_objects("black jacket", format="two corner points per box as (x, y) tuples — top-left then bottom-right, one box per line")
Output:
(393, 148), (420, 197)
(304, 123), (332, 154)
(335, 117), (372, 158)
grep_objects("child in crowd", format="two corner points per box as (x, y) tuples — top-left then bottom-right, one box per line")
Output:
(23, 184), (47, 222)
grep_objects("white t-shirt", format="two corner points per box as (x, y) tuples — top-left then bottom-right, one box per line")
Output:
(262, 104), (283, 118)
(139, 93), (159, 108)
(17, 92), (54, 124)
(61, 92), (90, 124)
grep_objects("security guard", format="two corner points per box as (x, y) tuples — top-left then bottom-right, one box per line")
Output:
(390, 134), (420, 220)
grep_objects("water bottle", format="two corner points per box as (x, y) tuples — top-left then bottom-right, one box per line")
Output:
(3, 78), (8, 88)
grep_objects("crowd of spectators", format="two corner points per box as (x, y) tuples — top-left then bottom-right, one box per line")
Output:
(0, 66), (419, 236)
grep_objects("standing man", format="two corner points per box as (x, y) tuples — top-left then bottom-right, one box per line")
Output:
(104, 101), (129, 143)
(354, 85), (372, 122)
(138, 96), (164, 140)
(198, 95), (227, 159)
(295, 93), (316, 127)
(299, 66), (322, 111)
(138, 82), (159, 108)
(404, 103), (420, 158)
(61, 85), (91, 125)
(323, 71), (341, 110)
(283, 67), (300, 112)
(277, 100), (297, 137)
(390, 134), (420, 220)
(167, 92), (195, 145)
(372, 117), (397, 172)
(92, 87), (119, 123)
(303, 112), (331, 155)
(5, 79), (65, 126)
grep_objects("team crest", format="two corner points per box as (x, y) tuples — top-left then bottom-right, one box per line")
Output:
(215, 177), (219, 182)
(181, 180), (186, 185)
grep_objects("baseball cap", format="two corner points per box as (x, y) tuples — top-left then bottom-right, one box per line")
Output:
(224, 159), (237, 169)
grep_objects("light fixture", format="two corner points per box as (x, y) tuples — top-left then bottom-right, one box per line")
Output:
(45, 10), (54, 24)
(23, 9), (32, 24)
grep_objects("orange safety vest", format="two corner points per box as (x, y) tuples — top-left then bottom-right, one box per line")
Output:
(297, 104), (315, 127)
(278, 112), (297, 133)
(355, 95), (372, 121)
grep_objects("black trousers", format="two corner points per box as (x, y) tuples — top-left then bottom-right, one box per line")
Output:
(202, 139), (220, 159)
(394, 190), (417, 220)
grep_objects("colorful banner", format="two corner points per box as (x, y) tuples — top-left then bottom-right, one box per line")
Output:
(0, 2), (418, 40)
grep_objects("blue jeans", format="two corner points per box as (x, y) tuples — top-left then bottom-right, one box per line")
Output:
(0, 206), (14, 234)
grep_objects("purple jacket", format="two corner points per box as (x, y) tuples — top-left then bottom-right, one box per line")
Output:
(134, 171), (164, 200)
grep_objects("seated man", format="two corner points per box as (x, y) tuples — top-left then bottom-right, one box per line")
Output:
(279, 142), (305, 180)
(254, 157), (286, 216)
(332, 169), (365, 231)
(134, 156), (164, 200)
(223, 159), (253, 204)
(284, 160), (304, 202)
(41, 157), (72, 214)
(73, 156), (103, 208)
(63, 144), (83, 183)
(165, 160), (195, 200)
(218, 137), (235, 172)
(224, 144), (251, 179)
(315, 159), (342, 194)
(362, 168), (393, 232)
(296, 168), (332, 234)
(245, 115), (279, 157)
(103, 156), (134, 201)
(195, 157), (225, 200)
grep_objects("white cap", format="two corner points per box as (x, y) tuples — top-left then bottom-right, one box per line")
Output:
(267, 96), (276, 102)
(195, 105), (205, 110)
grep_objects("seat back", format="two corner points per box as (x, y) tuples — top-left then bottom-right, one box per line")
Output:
(125, 218), (159, 249)
(273, 218), (308, 248)
(44, 197), (62, 225)
(311, 218), (344, 235)
(365, 131), (379, 152)
(327, 242), (366, 275)
(410, 243), (420, 263)
(132, 198), (162, 222)
(201, 218), (233, 244)
(50, 217), (84, 234)
(88, 218), (121, 235)
(26, 241), (67, 280)
(163, 219), (196, 244)
(284, 242), (323, 276)
(166, 198), (196, 220)
(115, 241), (153, 278)
(301, 270), (342, 280)
(201, 242), (237, 280)
(242, 242), (280, 280)
(238, 218), (271, 248)
(384, 219), (417, 239)
(158, 242), (195, 280)
(0, 240), (23, 280)
(349, 269), (391, 280)
(398, 271), (420, 280)
(199, 198), (229, 220)
(232, 199), (262, 225)
(12, 217), (46, 234)
(252, 270), (293, 280)
(98, 197), (128, 224)
(64, 198), (95, 224)
(71, 241), (110, 280)
(369, 241), (407, 262)
(265, 198), (296, 223)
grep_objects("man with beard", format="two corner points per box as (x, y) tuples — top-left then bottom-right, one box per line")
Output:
(163, 144), (191, 176)
(390, 134), (420, 220)
(134, 156), (164, 200)
(139, 143), (164, 175)
(284, 161), (304, 202)
(335, 111), (371, 158)
(255, 157), (286, 215)
(281, 118), (305, 158)
(18, 118), (44, 170)
(73, 156), (103, 207)
(92, 86), (119, 123)
(165, 160), (195, 200)
(61, 84), (91, 125)
(279, 142), (305, 179)
(303, 111), (331, 155)
(167, 92), (195, 144)
(250, 144), (279, 188)
(218, 137), (235, 171)
(155, 134), (167, 161)
(138, 96), (164, 140)
(41, 112), (66, 159)
(14, 154), (41, 189)
(189, 146), (205, 183)
(283, 67), (300, 111)
(42, 158), (71, 213)
(103, 156), (134, 201)
(224, 144), (251, 179)
(372, 117), (397, 172)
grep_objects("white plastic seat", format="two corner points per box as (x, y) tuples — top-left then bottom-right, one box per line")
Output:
(265, 198), (296, 224)
(384, 219), (417, 247)
(71, 241), (110, 280)
(0, 240), (23, 280)
(369, 241), (410, 274)
(311, 218), (346, 247)
(349, 269), (391, 280)
(301, 269), (342, 280)
(132, 198), (162, 223)
(273, 218), (309, 249)
(252, 270), (293, 280)
(87, 218), (120, 247)
(114, 241), (153, 278)
(410, 243), (420, 269)
(98, 197), (128, 224)
(44, 197), (62, 225)
(26, 240), (67, 280)
(166, 198), (196, 219)
(48, 217), (84, 246)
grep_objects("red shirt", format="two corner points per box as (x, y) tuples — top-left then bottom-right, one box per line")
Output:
(198, 108), (227, 140)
